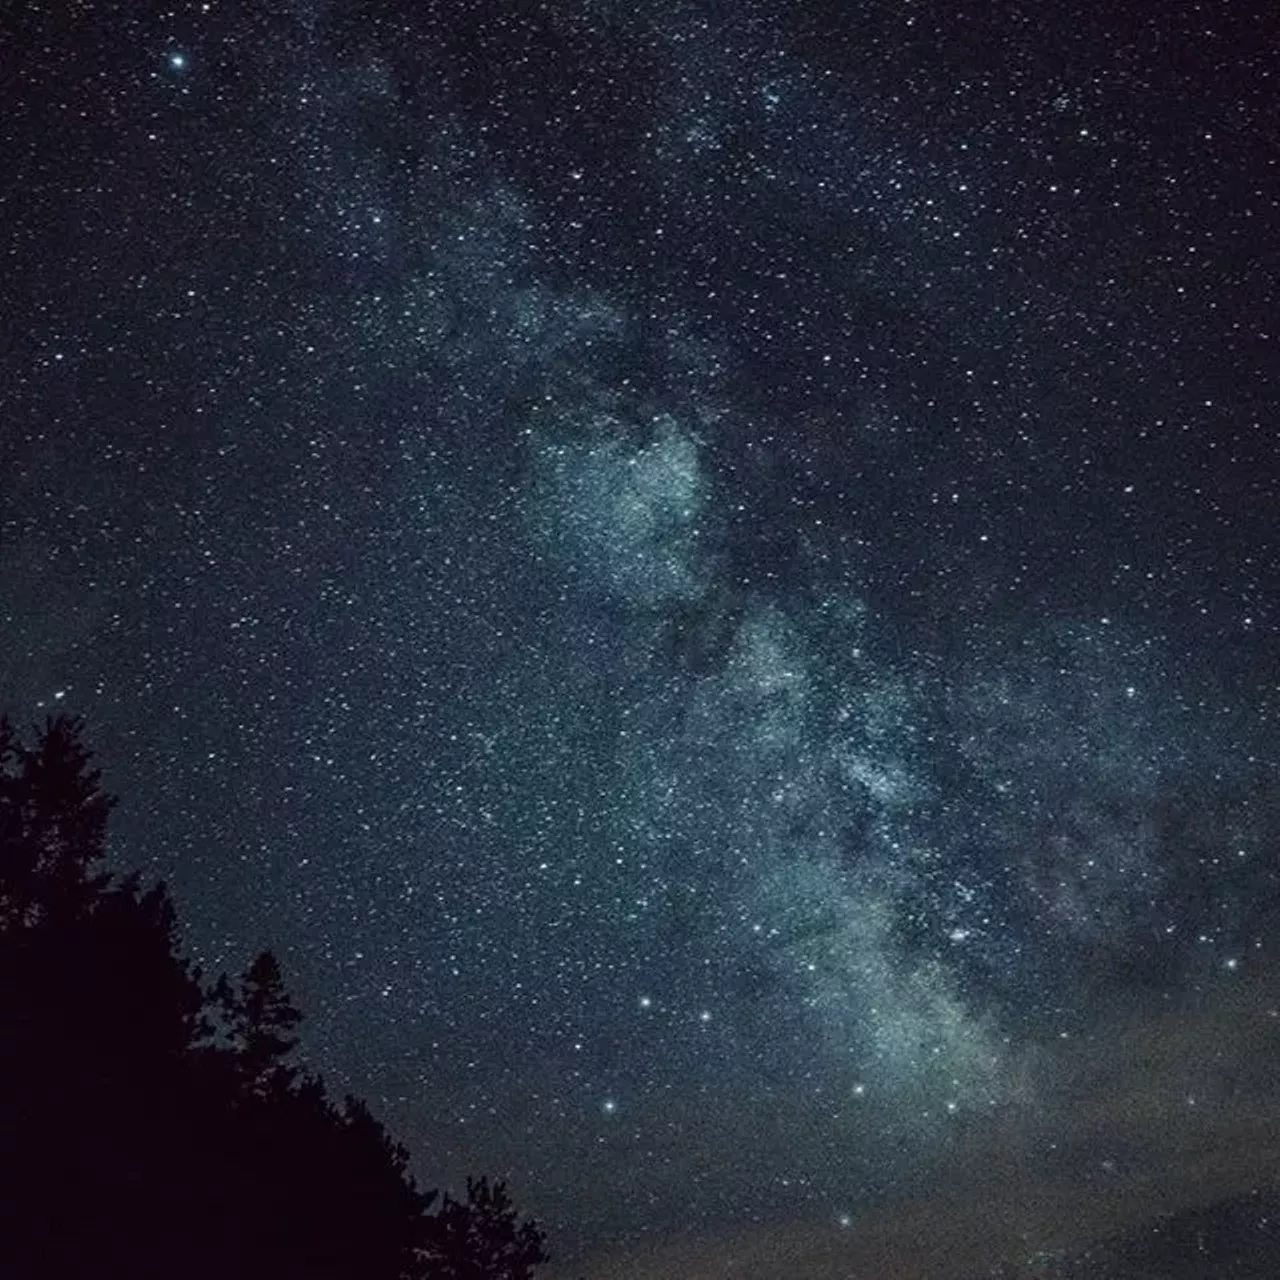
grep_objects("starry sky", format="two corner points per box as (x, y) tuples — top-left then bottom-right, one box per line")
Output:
(3, 0), (1279, 1274)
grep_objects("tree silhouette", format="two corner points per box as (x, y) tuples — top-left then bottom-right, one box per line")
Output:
(0, 714), (549, 1280)
(0, 714), (113, 927)
(422, 1177), (549, 1280)
(214, 948), (304, 1095)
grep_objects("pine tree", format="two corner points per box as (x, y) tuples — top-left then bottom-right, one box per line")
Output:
(0, 714), (113, 928)
(214, 948), (303, 1095)
(422, 1177), (549, 1280)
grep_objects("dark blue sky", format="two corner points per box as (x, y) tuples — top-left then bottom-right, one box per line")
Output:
(3, 1), (1278, 1273)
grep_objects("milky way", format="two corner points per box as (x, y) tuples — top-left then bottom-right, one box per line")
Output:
(3, 0), (1278, 1272)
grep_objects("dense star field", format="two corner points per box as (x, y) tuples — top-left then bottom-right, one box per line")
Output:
(3, 0), (1279, 1273)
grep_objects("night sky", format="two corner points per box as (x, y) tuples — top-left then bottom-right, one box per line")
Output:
(3, 1), (1279, 1274)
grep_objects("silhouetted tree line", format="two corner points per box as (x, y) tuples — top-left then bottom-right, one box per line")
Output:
(0, 715), (547, 1280)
